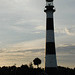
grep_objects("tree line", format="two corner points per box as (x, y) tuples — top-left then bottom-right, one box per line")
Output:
(0, 58), (74, 75)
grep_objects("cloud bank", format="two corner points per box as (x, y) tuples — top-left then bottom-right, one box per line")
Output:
(0, 0), (75, 68)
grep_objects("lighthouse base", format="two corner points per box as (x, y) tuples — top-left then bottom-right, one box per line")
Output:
(45, 67), (57, 75)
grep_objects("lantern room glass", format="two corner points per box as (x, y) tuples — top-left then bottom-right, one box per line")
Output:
(46, 2), (53, 6)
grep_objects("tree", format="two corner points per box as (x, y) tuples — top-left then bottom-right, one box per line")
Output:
(29, 62), (33, 68)
(33, 58), (41, 68)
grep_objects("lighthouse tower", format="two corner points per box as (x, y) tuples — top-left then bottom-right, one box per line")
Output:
(44, 0), (57, 75)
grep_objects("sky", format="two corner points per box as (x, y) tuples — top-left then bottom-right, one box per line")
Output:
(0, 0), (75, 68)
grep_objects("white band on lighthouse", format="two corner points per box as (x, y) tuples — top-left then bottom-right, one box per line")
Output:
(46, 30), (55, 42)
(45, 54), (57, 67)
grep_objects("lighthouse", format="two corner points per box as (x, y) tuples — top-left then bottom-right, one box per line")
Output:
(44, 0), (57, 75)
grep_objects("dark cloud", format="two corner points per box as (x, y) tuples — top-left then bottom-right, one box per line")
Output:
(6, 48), (44, 53)
(57, 45), (75, 54)
(56, 44), (75, 68)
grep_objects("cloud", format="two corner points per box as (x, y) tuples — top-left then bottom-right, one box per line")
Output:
(54, 0), (75, 28)
(56, 44), (75, 68)
(0, 39), (75, 68)
(35, 25), (45, 31)
(0, 0), (46, 48)
(0, 38), (45, 66)
(0, 43), (75, 68)
(65, 27), (75, 35)
(0, 48), (44, 67)
(56, 44), (75, 55)
(2, 38), (45, 52)
(55, 28), (65, 34)
(55, 26), (75, 36)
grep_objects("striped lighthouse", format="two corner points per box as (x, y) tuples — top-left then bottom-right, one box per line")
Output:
(44, 0), (57, 75)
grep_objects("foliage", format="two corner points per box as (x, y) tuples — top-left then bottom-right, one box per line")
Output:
(33, 58), (41, 68)
(0, 65), (75, 75)
(29, 62), (33, 68)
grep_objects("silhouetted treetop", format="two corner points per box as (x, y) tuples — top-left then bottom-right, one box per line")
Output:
(33, 57), (41, 68)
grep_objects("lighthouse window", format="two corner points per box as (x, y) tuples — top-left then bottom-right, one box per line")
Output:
(46, 2), (53, 6)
